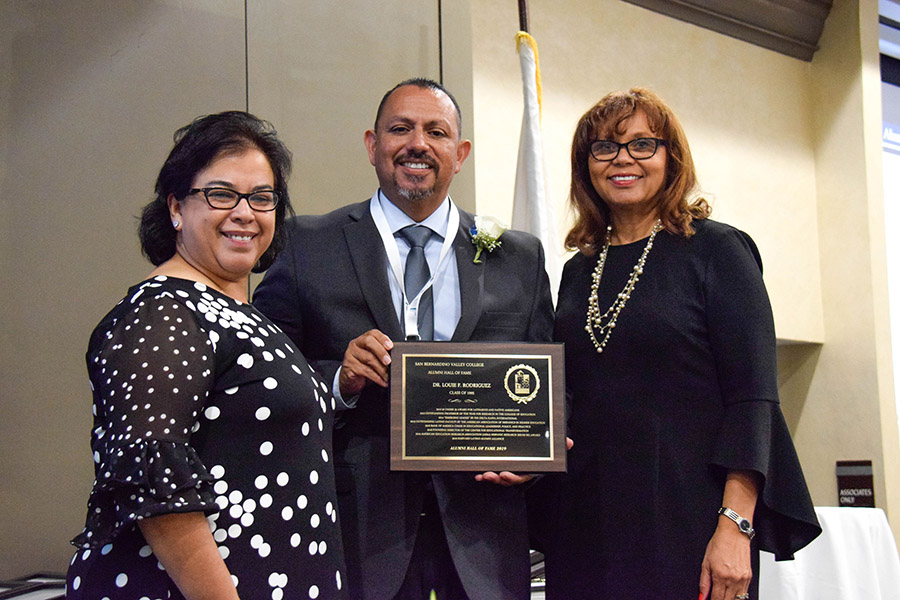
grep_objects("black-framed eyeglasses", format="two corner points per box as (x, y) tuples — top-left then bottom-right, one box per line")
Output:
(189, 187), (280, 212)
(589, 138), (667, 161)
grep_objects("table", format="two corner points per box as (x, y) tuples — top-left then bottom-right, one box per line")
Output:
(759, 507), (900, 598)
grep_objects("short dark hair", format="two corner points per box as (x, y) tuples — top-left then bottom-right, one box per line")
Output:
(373, 78), (463, 137)
(139, 111), (294, 272)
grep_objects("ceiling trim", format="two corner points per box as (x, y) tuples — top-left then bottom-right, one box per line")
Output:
(623, 0), (833, 62)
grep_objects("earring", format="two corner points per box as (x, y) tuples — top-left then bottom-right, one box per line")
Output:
(173, 220), (180, 229)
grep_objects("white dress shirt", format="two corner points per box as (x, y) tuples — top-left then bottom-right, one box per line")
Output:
(376, 190), (461, 340)
(333, 191), (462, 406)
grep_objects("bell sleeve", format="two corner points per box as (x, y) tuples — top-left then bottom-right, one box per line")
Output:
(703, 225), (821, 560)
(71, 287), (218, 548)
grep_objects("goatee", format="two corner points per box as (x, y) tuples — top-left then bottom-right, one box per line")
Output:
(397, 185), (434, 203)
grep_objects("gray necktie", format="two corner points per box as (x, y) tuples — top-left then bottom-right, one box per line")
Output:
(398, 225), (434, 340)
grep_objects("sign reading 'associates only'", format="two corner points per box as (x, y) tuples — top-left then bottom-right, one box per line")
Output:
(390, 342), (566, 472)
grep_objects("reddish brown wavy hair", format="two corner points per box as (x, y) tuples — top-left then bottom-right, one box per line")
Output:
(565, 88), (710, 254)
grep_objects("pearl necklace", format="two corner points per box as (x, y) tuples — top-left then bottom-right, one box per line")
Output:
(585, 219), (663, 353)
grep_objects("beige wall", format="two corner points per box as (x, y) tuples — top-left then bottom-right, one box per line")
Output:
(0, 0), (248, 579)
(2, 0), (898, 578)
(803, 0), (900, 523)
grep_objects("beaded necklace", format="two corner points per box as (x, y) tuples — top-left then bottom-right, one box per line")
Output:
(585, 219), (663, 353)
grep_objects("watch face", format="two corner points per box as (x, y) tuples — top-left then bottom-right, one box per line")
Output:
(739, 519), (751, 531)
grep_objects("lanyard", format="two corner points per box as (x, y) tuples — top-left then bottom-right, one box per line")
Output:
(369, 191), (459, 339)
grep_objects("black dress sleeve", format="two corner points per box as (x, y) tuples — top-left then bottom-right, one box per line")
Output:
(702, 225), (821, 560)
(72, 288), (218, 548)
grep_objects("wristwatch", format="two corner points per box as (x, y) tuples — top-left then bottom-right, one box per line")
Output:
(718, 507), (755, 540)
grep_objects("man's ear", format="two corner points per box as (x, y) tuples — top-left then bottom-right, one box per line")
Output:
(454, 139), (472, 173)
(364, 129), (377, 167)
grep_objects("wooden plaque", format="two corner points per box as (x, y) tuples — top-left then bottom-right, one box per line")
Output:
(389, 342), (566, 472)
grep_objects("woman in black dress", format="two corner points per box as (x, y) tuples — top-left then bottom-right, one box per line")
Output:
(67, 112), (346, 599)
(543, 89), (820, 599)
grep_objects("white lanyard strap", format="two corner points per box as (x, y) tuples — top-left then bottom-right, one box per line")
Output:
(369, 192), (459, 339)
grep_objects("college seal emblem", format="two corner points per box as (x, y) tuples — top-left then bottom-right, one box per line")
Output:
(504, 363), (540, 404)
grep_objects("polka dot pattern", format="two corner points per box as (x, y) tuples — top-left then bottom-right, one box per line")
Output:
(67, 276), (345, 599)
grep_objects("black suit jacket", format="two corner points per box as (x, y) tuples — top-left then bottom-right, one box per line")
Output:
(254, 199), (554, 600)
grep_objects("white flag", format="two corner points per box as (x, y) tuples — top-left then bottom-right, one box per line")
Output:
(512, 31), (562, 303)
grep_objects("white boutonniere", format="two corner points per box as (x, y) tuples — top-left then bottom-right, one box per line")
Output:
(469, 215), (506, 264)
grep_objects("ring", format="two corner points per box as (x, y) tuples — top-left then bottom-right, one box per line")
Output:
(735, 594), (750, 600)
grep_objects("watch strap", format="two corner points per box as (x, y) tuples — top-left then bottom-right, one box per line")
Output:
(718, 506), (756, 540)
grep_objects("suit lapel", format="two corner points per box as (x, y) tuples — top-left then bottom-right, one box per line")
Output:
(451, 211), (484, 341)
(343, 203), (405, 340)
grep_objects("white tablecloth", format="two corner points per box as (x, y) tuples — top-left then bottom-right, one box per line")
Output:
(759, 506), (900, 598)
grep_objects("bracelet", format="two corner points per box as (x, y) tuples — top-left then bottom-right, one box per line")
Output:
(718, 506), (755, 540)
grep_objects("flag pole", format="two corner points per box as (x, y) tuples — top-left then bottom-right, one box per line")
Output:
(518, 0), (529, 32)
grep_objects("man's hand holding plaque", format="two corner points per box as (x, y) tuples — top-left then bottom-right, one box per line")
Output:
(339, 329), (394, 395)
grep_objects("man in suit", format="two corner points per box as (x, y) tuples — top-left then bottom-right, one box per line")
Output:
(253, 78), (554, 600)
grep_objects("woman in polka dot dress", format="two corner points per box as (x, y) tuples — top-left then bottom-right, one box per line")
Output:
(67, 111), (346, 599)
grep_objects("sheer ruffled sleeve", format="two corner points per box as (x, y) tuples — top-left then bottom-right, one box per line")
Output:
(703, 225), (821, 559)
(72, 281), (219, 548)
(71, 439), (216, 548)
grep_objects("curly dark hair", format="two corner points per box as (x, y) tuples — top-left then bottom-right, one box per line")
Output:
(139, 111), (293, 272)
(566, 88), (710, 254)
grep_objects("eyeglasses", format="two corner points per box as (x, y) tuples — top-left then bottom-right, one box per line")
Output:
(189, 187), (280, 212)
(589, 138), (666, 161)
